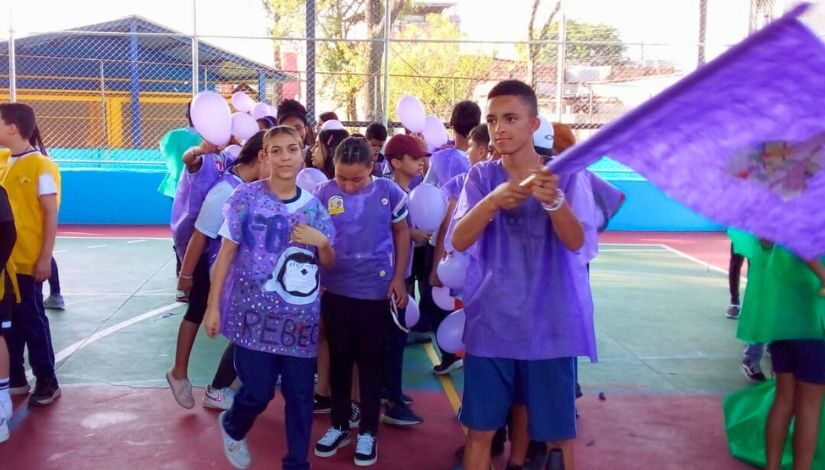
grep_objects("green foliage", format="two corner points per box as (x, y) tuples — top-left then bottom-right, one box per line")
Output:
(388, 14), (492, 120)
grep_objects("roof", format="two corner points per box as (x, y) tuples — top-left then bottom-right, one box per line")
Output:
(0, 16), (293, 93)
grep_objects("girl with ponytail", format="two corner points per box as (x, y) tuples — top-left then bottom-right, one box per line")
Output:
(0, 102), (62, 406)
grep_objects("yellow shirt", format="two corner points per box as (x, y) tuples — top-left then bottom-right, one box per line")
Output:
(0, 149), (61, 276)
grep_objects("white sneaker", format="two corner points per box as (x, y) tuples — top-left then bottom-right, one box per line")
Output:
(44, 294), (65, 310)
(218, 411), (250, 469)
(0, 416), (8, 444)
(203, 386), (235, 410)
(1, 393), (12, 419)
(165, 370), (194, 409)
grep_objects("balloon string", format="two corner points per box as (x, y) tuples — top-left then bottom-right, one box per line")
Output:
(389, 294), (410, 333)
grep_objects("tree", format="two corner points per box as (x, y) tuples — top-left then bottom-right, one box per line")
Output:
(539, 20), (626, 66)
(528, 0), (561, 89)
(261, 0), (405, 121)
(260, 0), (306, 101)
(388, 14), (493, 120)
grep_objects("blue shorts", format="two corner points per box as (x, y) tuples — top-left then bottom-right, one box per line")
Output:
(769, 340), (825, 385)
(459, 354), (577, 442)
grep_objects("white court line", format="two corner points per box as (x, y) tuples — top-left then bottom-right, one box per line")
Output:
(53, 250), (67, 254)
(86, 245), (109, 249)
(657, 243), (728, 275)
(26, 302), (182, 381)
(127, 239), (148, 244)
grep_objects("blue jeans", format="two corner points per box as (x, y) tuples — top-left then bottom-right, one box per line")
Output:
(223, 346), (315, 470)
(8, 274), (56, 382)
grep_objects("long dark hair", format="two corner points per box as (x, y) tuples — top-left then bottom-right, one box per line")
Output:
(316, 129), (349, 178)
(0, 103), (47, 155)
(231, 130), (266, 167)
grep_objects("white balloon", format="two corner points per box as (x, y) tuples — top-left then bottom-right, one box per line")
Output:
(408, 183), (447, 232)
(432, 286), (456, 311)
(231, 92), (256, 113)
(251, 102), (270, 119)
(191, 91), (232, 147)
(422, 115), (448, 148)
(231, 112), (259, 140)
(223, 144), (242, 159)
(396, 95), (426, 133)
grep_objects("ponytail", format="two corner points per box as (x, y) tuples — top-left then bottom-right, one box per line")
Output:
(31, 126), (48, 156)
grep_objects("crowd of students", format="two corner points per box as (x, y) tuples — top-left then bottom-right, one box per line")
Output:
(0, 78), (822, 470)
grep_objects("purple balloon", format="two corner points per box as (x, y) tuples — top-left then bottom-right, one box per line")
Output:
(431, 286), (455, 311)
(437, 253), (468, 289)
(191, 91), (232, 147)
(404, 295), (419, 328)
(436, 309), (465, 353)
(296, 168), (328, 192)
(408, 183), (446, 232)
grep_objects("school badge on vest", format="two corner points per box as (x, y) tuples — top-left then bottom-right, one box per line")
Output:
(328, 195), (344, 215)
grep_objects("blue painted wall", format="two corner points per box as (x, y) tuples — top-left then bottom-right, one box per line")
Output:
(60, 169), (172, 225)
(57, 167), (723, 231)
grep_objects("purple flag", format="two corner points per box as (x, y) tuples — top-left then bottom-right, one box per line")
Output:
(550, 3), (825, 259)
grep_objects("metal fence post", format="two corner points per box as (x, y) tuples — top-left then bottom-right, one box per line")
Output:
(382, 0), (391, 126)
(8, 2), (17, 103)
(555, 0), (566, 122)
(192, 0), (199, 96)
(306, 0), (317, 125)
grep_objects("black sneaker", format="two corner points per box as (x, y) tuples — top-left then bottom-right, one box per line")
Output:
(349, 401), (361, 429)
(381, 402), (423, 426)
(314, 427), (351, 458)
(354, 432), (377, 466)
(433, 357), (464, 376)
(741, 359), (767, 383)
(29, 377), (61, 406)
(9, 375), (30, 395)
(380, 390), (414, 406)
(313, 393), (332, 414)
(726, 304), (741, 319)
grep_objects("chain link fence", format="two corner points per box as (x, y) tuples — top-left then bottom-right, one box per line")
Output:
(1, 0), (778, 167)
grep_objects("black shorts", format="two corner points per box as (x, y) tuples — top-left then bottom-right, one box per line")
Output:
(0, 284), (12, 337)
(183, 255), (211, 324)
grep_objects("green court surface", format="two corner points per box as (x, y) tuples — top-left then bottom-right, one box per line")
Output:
(43, 237), (750, 396)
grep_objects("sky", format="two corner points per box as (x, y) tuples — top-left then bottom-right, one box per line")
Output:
(1, 0), (821, 71)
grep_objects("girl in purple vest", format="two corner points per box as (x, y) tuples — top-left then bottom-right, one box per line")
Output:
(312, 137), (410, 467)
(203, 126), (335, 470)
(166, 131), (269, 410)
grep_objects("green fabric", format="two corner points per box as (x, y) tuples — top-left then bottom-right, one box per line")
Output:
(724, 379), (825, 469)
(156, 127), (202, 198)
(729, 230), (825, 344)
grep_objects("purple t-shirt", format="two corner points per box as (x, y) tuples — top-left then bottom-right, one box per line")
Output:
(218, 181), (335, 358)
(170, 152), (233, 260)
(441, 172), (467, 203)
(423, 147), (470, 188)
(195, 171), (243, 266)
(313, 177), (408, 300)
(452, 160), (597, 361)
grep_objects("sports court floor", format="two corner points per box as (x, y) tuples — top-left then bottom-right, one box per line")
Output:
(0, 228), (757, 469)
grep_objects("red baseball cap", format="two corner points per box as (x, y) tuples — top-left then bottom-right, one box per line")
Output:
(384, 134), (431, 159)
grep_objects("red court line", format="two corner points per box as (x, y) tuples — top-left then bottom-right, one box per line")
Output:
(60, 226), (734, 273)
(601, 231), (733, 272)
(59, 225), (171, 238)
